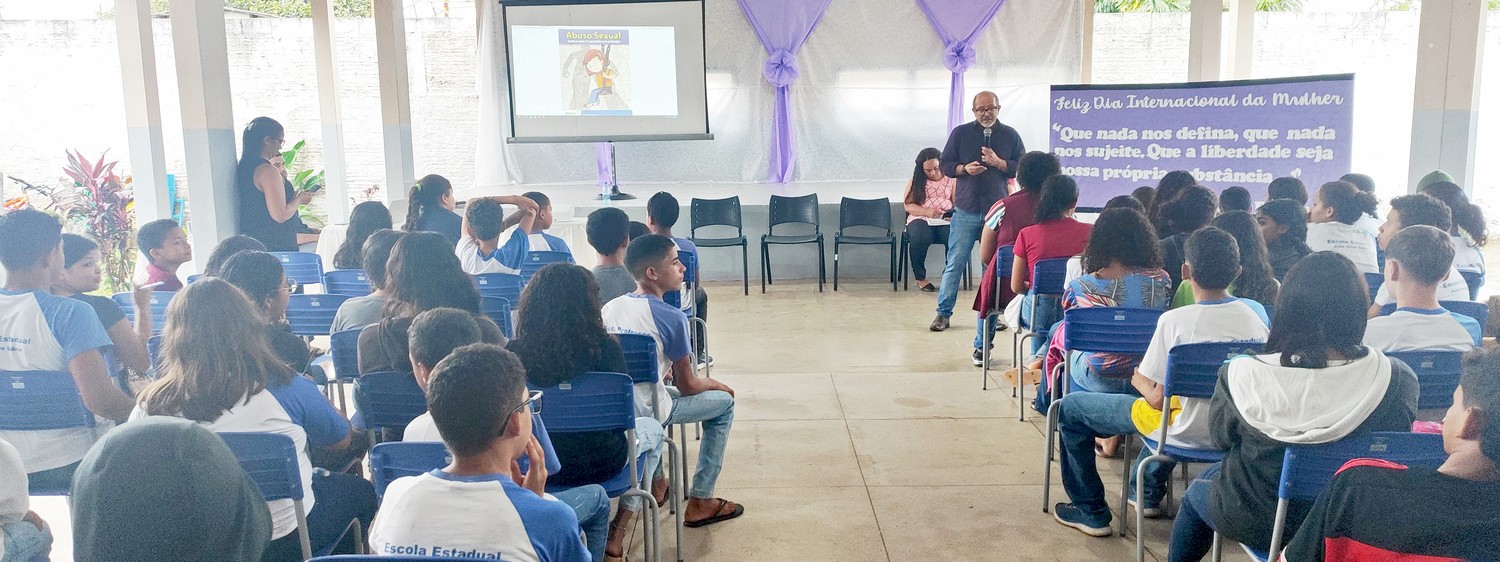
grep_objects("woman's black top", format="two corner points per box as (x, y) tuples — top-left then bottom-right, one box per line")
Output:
(507, 336), (630, 487)
(237, 158), (299, 252)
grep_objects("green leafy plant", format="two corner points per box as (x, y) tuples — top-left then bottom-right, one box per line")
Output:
(280, 139), (328, 228)
(20, 151), (137, 294)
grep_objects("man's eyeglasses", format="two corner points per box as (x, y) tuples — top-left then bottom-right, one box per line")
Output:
(498, 390), (544, 436)
(972, 105), (999, 114)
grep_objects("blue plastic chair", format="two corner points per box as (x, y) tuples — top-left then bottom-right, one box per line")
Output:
(1376, 300), (1489, 328)
(1386, 350), (1465, 410)
(1012, 257), (1071, 421)
(472, 273), (523, 306)
(519, 251), (575, 286)
(323, 269), (373, 297)
(480, 296), (515, 339)
(368, 441), (451, 502)
(1461, 270), (1484, 301)
(1041, 307), (1165, 514)
(1242, 432), (1448, 561)
(1126, 342), (1264, 558)
(980, 244), (1015, 391)
(112, 290), (174, 334)
(355, 371), (428, 443)
(615, 333), (686, 559)
(0, 371), (95, 495)
(323, 328), (363, 411)
(533, 371), (664, 562)
(271, 251), (325, 289)
(1364, 272), (1384, 303)
(285, 294), (350, 337)
(1261, 305), (1274, 327)
(219, 432), (317, 559)
(186, 274), (202, 284)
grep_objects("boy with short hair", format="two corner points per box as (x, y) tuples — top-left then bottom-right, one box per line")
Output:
(399, 308), (608, 562)
(136, 218), (192, 291)
(586, 207), (635, 303)
(1280, 347), (1500, 562)
(1267, 176), (1308, 206)
(1051, 227), (1269, 536)
(600, 234), (744, 528)
(1370, 193), (1470, 315)
(1363, 225), (1481, 352)
(521, 191), (572, 257)
(369, 343), (590, 562)
(646, 191), (710, 363)
(0, 209), (134, 492)
(456, 195), (538, 275)
(1219, 186), (1252, 213)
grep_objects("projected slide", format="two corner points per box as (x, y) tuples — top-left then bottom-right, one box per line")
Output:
(512, 25), (679, 117)
(1050, 74), (1354, 208)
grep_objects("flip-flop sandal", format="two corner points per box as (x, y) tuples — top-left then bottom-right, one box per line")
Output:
(684, 498), (744, 528)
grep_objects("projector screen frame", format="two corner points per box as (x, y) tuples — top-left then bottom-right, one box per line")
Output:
(499, 0), (714, 144)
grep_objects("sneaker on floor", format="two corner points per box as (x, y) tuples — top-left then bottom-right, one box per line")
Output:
(697, 354), (715, 370)
(1053, 503), (1113, 537)
(971, 349), (985, 367)
(1126, 495), (1165, 519)
(929, 315), (950, 331)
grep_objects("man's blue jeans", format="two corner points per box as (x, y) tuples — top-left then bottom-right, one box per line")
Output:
(619, 417), (666, 513)
(666, 389), (735, 499)
(1056, 392), (1174, 523)
(1168, 463), (1221, 562)
(936, 209), (984, 318)
(553, 485), (611, 562)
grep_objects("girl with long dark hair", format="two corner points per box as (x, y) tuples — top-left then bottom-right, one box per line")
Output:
(972, 151), (1062, 338)
(1004, 175), (1092, 361)
(1306, 180), (1380, 274)
(1157, 185), (1219, 291)
(902, 147), (955, 291)
(404, 174), (462, 245)
(1148, 170), (1198, 238)
(356, 231), (503, 374)
(132, 279), (375, 561)
(1165, 252), (1417, 561)
(236, 117), (317, 251)
(1170, 211), (1280, 308)
(505, 263), (667, 562)
(218, 251), (313, 376)
(1255, 199), (1311, 280)
(332, 201), (392, 270)
(1421, 180), (1488, 281)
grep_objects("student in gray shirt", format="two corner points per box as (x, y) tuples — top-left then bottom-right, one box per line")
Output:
(331, 229), (405, 334)
(587, 207), (638, 303)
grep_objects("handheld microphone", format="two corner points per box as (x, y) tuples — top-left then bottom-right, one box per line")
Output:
(983, 127), (992, 147)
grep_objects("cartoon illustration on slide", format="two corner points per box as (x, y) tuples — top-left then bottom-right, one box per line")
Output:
(558, 29), (632, 114)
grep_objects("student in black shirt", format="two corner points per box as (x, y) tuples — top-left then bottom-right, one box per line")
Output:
(53, 234), (152, 377)
(1281, 348), (1500, 562)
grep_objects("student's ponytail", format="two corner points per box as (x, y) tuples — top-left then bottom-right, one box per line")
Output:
(1422, 181), (1489, 247)
(1318, 181), (1377, 225)
(403, 174), (452, 233)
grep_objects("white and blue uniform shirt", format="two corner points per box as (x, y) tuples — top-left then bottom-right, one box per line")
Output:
(1364, 307), (1483, 352)
(1307, 222), (1380, 274)
(526, 232), (573, 258)
(0, 289), (113, 473)
(1372, 264), (1472, 307)
(601, 293), (691, 423)
(458, 231), (530, 275)
(370, 470), (589, 562)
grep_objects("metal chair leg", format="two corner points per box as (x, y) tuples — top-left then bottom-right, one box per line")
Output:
(740, 243), (749, 296)
(760, 242), (768, 293)
(833, 242), (840, 291)
(817, 239), (826, 292)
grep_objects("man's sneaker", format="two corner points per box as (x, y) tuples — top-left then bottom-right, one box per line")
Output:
(1052, 503), (1112, 537)
(697, 354), (715, 371)
(972, 349), (985, 367)
(1127, 495), (1165, 519)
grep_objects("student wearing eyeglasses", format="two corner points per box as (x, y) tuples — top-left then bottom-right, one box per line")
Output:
(369, 344), (591, 562)
(218, 250), (315, 376)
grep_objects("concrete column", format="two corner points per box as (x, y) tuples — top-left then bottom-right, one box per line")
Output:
(1080, 0), (1093, 84)
(1186, 0), (1222, 81)
(311, 0), (351, 221)
(1408, 0), (1486, 194)
(1224, 0), (1254, 79)
(115, 0), (170, 222)
(373, 0), (414, 203)
(169, 0), (239, 252)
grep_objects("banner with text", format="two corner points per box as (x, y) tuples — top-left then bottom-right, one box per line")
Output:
(1050, 74), (1353, 208)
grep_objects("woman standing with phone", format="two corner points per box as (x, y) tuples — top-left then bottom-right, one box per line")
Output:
(237, 117), (318, 252)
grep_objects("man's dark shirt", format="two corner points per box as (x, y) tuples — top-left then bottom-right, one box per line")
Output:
(940, 120), (1024, 214)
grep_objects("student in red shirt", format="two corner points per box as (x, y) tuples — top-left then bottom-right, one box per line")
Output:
(1010, 175), (1092, 359)
(137, 219), (192, 291)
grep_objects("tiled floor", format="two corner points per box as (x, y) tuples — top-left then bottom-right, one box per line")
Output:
(34, 278), (1261, 561)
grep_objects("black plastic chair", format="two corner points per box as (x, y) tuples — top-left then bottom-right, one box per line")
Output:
(690, 196), (750, 295)
(834, 197), (897, 291)
(897, 227), (972, 291)
(761, 194), (825, 293)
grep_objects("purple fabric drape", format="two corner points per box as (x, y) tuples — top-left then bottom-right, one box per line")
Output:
(596, 142), (613, 188)
(738, 0), (832, 183)
(916, 0), (1007, 131)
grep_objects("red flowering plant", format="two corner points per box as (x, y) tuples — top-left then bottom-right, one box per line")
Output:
(22, 150), (137, 294)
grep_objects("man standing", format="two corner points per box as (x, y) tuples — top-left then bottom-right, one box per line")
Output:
(931, 91), (1024, 331)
